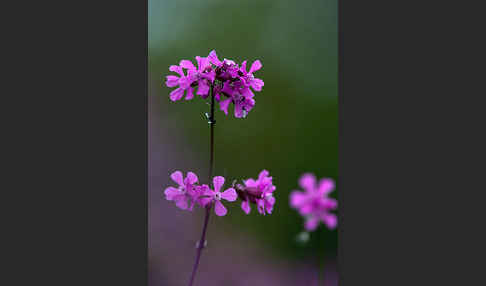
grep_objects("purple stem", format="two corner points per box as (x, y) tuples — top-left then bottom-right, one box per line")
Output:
(187, 83), (215, 286)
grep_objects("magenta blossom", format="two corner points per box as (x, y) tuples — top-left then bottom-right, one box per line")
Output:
(164, 171), (199, 210)
(163, 170), (276, 217)
(180, 56), (215, 98)
(200, 176), (237, 216)
(235, 170), (276, 215)
(290, 173), (338, 231)
(208, 50), (239, 80)
(165, 65), (195, 101)
(166, 50), (263, 118)
(217, 81), (255, 118)
(239, 60), (264, 92)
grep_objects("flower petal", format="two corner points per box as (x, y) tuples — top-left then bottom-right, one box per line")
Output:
(289, 191), (307, 208)
(243, 97), (255, 112)
(250, 78), (264, 91)
(322, 213), (337, 229)
(221, 81), (234, 95)
(175, 197), (189, 210)
(185, 86), (194, 100)
(266, 195), (276, 205)
(256, 199), (265, 215)
(299, 202), (314, 215)
(214, 200), (227, 216)
(244, 178), (258, 188)
(179, 60), (196, 70)
(213, 176), (225, 193)
(299, 173), (316, 192)
(178, 76), (192, 89)
(219, 98), (231, 115)
(196, 81), (209, 96)
(196, 56), (210, 71)
(165, 75), (179, 87)
(322, 198), (338, 210)
(240, 60), (247, 74)
(204, 70), (216, 83)
(264, 184), (276, 195)
(197, 185), (213, 207)
(318, 178), (335, 195)
(169, 87), (185, 101)
(258, 170), (269, 182)
(169, 65), (184, 76)
(305, 216), (319, 231)
(188, 200), (196, 211)
(265, 196), (275, 214)
(234, 102), (244, 118)
(185, 171), (198, 185)
(221, 188), (237, 202)
(170, 171), (184, 186)
(164, 187), (180, 201)
(208, 50), (222, 66)
(249, 60), (262, 73)
(241, 200), (251, 214)
(241, 87), (255, 98)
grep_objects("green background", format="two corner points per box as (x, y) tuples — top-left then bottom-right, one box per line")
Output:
(149, 0), (338, 260)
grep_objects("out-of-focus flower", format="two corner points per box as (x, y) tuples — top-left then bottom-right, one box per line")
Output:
(164, 171), (199, 210)
(289, 173), (337, 231)
(235, 170), (276, 215)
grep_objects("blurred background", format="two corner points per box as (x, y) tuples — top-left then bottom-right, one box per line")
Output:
(149, 0), (338, 285)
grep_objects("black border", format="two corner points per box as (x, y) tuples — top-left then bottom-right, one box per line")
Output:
(338, 0), (481, 285)
(9, 1), (149, 285)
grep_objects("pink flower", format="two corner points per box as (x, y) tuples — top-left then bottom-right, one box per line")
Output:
(180, 56), (215, 98)
(165, 50), (264, 118)
(164, 171), (199, 210)
(165, 65), (195, 101)
(208, 50), (222, 67)
(208, 50), (239, 80)
(239, 60), (264, 92)
(289, 173), (337, 231)
(201, 176), (237, 216)
(217, 81), (255, 118)
(236, 170), (276, 215)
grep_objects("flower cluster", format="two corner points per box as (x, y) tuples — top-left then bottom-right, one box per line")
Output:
(164, 170), (275, 216)
(165, 50), (264, 118)
(289, 173), (338, 231)
(234, 170), (276, 215)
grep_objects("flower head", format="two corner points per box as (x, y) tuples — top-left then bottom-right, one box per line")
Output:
(165, 50), (264, 118)
(201, 176), (237, 216)
(164, 171), (199, 210)
(179, 56), (215, 98)
(165, 65), (195, 101)
(217, 81), (255, 118)
(208, 50), (239, 80)
(239, 60), (264, 92)
(235, 170), (276, 215)
(164, 170), (276, 218)
(289, 173), (337, 231)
